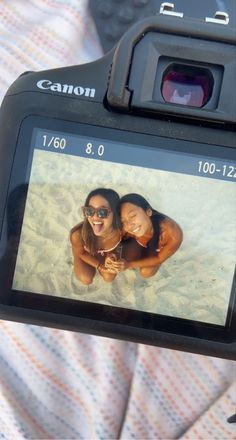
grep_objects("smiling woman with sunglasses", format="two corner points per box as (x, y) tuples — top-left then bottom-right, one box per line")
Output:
(70, 188), (122, 284)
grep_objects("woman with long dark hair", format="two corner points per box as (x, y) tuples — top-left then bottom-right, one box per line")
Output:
(70, 188), (122, 284)
(107, 193), (183, 278)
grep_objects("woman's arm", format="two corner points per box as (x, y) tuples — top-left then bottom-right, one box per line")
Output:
(112, 218), (183, 271)
(70, 229), (117, 274)
(70, 229), (100, 269)
(129, 218), (183, 269)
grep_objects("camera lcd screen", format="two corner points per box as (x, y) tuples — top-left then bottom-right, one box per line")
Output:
(6, 118), (235, 330)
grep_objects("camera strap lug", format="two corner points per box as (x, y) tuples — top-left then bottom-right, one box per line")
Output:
(205, 11), (229, 25)
(159, 3), (183, 18)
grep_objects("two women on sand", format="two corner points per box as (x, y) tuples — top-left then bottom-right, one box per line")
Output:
(70, 188), (183, 285)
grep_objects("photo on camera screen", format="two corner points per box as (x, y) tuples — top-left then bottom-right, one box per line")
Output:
(12, 126), (235, 327)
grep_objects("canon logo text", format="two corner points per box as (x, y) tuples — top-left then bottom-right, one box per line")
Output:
(37, 79), (96, 98)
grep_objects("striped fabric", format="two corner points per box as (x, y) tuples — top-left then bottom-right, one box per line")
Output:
(0, 1), (235, 439)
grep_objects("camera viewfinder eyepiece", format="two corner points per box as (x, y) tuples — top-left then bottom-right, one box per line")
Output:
(161, 64), (214, 108)
(107, 12), (236, 125)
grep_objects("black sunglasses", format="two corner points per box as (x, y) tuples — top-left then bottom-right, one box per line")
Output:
(82, 206), (111, 219)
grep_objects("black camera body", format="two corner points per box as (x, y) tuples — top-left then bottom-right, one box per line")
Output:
(0, 12), (235, 359)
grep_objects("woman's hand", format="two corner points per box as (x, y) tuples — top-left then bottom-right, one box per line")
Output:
(98, 259), (117, 274)
(105, 255), (129, 272)
(104, 254), (117, 270)
(114, 259), (129, 271)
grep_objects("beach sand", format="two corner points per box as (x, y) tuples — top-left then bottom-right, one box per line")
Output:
(13, 149), (236, 326)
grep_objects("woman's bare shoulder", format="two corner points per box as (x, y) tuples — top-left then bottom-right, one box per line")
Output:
(160, 216), (181, 228)
(159, 216), (183, 241)
(70, 223), (83, 245)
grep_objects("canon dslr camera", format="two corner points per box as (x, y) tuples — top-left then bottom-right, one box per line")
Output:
(0, 4), (235, 359)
